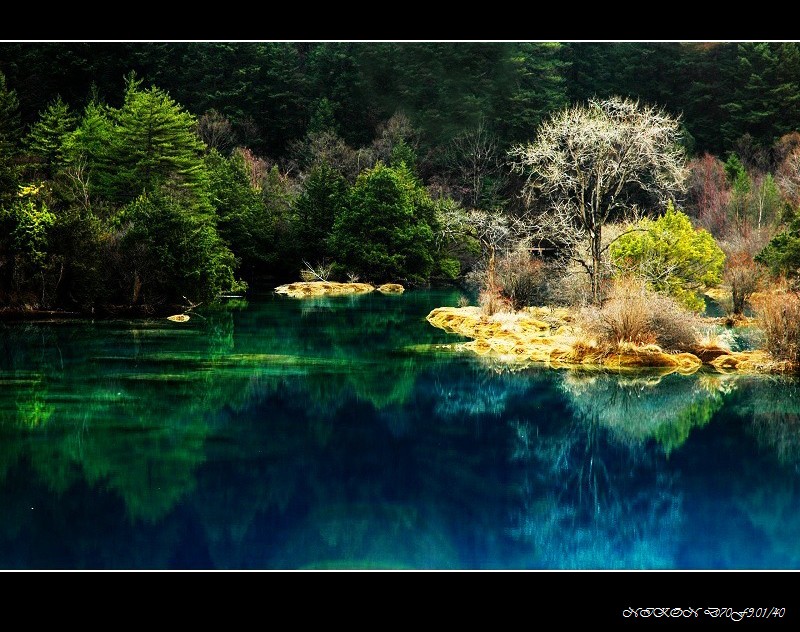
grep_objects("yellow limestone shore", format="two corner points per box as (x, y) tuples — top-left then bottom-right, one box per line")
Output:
(426, 305), (776, 374)
(275, 281), (377, 297)
(274, 281), (405, 298)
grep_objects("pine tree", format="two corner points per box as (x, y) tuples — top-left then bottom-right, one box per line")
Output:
(0, 71), (22, 204)
(26, 95), (77, 176)
(293, 161), (348, 262)
(111, 74), (209, 205)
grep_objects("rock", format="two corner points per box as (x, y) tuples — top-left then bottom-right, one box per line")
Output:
(377, 283), (405, 294)
(425, 305), (765, 374)
(710, 350), (788, 373)
(274, 281), (375, 298)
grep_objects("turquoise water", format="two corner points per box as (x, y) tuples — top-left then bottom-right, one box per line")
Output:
(0, 289), (799, 569)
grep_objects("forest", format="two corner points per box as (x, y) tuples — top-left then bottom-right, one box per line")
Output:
(1, 41), (800, 369)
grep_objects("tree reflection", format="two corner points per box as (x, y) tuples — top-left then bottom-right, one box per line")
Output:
(560, 372), (730, 454)
(732, 376), (800, 465)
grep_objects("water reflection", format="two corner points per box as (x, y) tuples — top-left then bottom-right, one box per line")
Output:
(561, 372), (731, 454)
(0, 292), (799, 568)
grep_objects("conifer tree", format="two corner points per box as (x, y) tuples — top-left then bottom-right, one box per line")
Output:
(26, 95), (77, 176)
(0, 71), (22, 204)
(111, 74), (208, 205)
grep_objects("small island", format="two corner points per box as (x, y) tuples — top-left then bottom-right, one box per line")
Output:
(274, 281), (405, 297)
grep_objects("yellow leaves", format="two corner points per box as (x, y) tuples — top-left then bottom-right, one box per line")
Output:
(17, 182), (44, 198)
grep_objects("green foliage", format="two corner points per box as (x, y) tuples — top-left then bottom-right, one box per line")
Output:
(721, 43), (800, 149)
(0, 71), (21, 204)
(109, 74), (209, 205)
(438, 257), (460, 280)
(328, 162), (436, 283)
(0, 189), (54, 268)
(293, 162), (348, 263)
(389, 139), (417, 173)
(756, 215), (800, 278)
(206, 149), (275, 278)
(25, 95), (77, 176)
(49, 207), (105, 309)
(724, 153), (747, 185)
(0, 185), (56, 306)
(307, 97), (338, 135)
(611, 202), (726, 311)
(120, 190), (241, 305)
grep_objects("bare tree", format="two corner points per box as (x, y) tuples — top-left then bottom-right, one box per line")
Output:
(233, 147), (269, 191)
(720, 230), (770, 315)
(197, 109), (237, 154)
(371, 111), (419, 164)
(62, 154), (91, 213)
(686, 153), (731, 237)
(777, 146), (800, 208)
(509, 97), (688, 303)
(446, 119), (506, 209)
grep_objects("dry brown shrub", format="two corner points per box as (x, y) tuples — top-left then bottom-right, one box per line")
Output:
(757, 290), (800, 364)
(579, 276), (700, 352)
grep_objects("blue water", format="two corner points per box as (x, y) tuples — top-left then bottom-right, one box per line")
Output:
(0, 289), (799, 569)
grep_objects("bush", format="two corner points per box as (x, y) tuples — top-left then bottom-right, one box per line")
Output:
(580, 276), (700, 352)
(467, 247), (550, 311)
(757, 290), (800, 363)
(494, 248), (548, 310)
(478, 286), (511, 316)
(611, 202), (725, 311)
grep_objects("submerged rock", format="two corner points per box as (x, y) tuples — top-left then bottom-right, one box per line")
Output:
(274, 281), (375, 298)
(377, 283), (405, 294)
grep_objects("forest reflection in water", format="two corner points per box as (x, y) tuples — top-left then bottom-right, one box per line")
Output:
(0, 290), (799, 569)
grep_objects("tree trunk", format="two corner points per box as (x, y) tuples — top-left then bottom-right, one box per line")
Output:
(487, 244), (497, 294)
(591, 228), (602, 304)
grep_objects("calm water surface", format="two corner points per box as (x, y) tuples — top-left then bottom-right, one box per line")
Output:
(1, 289), (799, 569)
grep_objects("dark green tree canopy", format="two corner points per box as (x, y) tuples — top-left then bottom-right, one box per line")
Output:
(25, 95), (77, 175)
(328, 162), (437, 283)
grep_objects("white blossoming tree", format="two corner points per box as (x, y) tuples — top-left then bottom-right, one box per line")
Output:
(509, 96), (688, 303)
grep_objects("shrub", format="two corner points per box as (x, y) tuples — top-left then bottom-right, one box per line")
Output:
(757, 290), (800, 363)
(580, 276), (700, 352)
(611, 202), (725, 311)
(479, 286), (511, 316)
(494, 248), (548, 310)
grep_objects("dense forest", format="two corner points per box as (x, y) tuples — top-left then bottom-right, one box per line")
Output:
(2, 41), (800, 321)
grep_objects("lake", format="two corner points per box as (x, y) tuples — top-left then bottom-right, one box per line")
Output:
(1, 289), (799, 570)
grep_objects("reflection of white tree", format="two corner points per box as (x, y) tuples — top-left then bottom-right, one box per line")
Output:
(503, 371), (731, 568)
(561, 372), (730, 454)
(433, 366), (533, 420)
(509, 407), (682, 569)
(432, 363), (690, 568)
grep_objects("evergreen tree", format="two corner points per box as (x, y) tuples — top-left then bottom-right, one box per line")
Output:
(61, 99), (114, 203)
(26, 95), (77, 177)
(328, 162), (436, 283)
(206, 149), (275, 278)
(111, 74), (208, 205)
(293, 162), (348, 263)
(722, 43), (800, 149)
(120, 190), (240, 305)
(0, 71), (21, 203)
